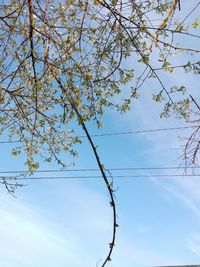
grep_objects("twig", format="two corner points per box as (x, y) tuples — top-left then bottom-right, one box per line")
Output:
(190, 95), (200, 111)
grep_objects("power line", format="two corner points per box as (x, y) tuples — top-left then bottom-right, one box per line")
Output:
(0, 125), (197, 144)
(79, 126), (197, 137)
(0, 174), (200, 180)
(0, 166), (199, 174)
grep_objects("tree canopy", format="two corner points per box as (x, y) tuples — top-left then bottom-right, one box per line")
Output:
(0, 0), (199, 170)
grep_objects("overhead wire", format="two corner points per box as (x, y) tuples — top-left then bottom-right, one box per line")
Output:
(0, 174), (200, 181)
(0, 125), (197, 144)
(0, 166), (199, 174)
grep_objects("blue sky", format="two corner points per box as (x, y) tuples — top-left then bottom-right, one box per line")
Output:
(0, 1), (200, 267)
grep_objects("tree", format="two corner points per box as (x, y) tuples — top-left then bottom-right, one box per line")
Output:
(0, 0), (200, 266)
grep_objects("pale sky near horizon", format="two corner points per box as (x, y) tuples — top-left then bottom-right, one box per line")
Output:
(0, 1), (200, 267)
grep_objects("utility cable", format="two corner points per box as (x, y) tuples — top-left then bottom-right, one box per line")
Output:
(0, 166), (199, 174)
(0, 125), (197, 144)
(1, 174), (200, 180)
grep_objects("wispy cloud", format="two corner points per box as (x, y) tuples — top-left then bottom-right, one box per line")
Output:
(0, 182), (113, 267)
(186, 233), (200, 259)
(0, 181), (184, 267)
(152, 176), (200, 218)
(0, 206), (80, 267)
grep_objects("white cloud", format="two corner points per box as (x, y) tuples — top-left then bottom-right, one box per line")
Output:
(0, 193), (86, 267)
(151, 175), (200, 218)
(187, 233), (200, 257)
(1, 181), (184, 267)
(107, 230), (183, 267)
(0, 182), (113, 267)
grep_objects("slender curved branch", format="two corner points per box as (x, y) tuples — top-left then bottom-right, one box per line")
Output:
(50, 66), (118, 267)
(70, 102), (117, 267)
